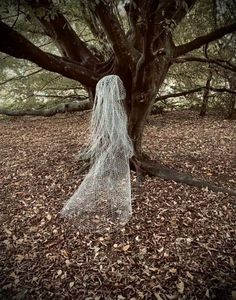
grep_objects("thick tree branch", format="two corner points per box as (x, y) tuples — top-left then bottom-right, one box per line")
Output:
(0, 100), (91, 117)
(124, 0), (142, 51)
(79, 2), (109, 60)
(33, 94), (87, 100)
(169, 0), (196, 25)
(94, 1), (135, 69)
(199, 70), (212, 116)
(155, 87), (202, 101)
(46, 86), (84, 91)
(174, 56), (236, 72)
(0, 20), (98, 87)
(174, 23), (236, 57)
(210, 87), (236, 94)
(155, 86), (236, 102)
(25, 0), (99, 66)
(157, 0), (196, 31)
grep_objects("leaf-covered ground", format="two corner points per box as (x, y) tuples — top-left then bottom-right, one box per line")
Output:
(0, 110), (235, 300)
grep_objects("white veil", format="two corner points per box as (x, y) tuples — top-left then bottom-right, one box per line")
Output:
(61, 75), (134, 233)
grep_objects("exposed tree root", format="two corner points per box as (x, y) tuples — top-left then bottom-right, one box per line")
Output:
(139, 157), (236, 198)
(72, 155), (236, 198)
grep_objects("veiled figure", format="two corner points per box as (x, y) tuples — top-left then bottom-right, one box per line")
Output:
(61, 75), (134, 233)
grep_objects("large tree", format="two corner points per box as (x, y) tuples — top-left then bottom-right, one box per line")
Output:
(0, 0), (236, 194)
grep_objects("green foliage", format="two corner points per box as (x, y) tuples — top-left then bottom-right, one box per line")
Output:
(0, 1), (88, 109)
(0, 0), (235, 114)
(159, 0), (236, 113)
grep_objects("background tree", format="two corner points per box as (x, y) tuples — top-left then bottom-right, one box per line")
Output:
(154, 0), (236, 116)
(0, 0), (235, 193)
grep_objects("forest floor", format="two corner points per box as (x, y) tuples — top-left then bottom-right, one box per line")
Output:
(0, 110), (235, 300)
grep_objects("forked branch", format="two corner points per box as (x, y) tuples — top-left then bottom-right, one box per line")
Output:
(0, 20), (98, 87)
(25, 0), (99, 66)
(174, 56), (236, 72)
(174, 23), (236, 57)
(94, 1), (135, 69)
(155, 86), (236, 102)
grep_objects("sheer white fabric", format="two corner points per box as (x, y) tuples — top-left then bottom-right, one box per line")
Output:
(61, 75), (134, 233)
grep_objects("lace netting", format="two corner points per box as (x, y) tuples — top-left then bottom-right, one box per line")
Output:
(61, 75), (134, 233)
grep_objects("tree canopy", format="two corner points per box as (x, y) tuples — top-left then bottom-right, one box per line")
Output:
(0, 0), (235, 114)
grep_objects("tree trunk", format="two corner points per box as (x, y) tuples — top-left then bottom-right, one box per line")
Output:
(200, 71), (212, 117)
(227, 77), (236, 119)
(127, 57), (171, 157)
(199, 96), (208, 117)
(128, 101), (153, 156)
(124, 65), (236, 197)
(227, 99), (236, 119)
(0, 1), (235, 197)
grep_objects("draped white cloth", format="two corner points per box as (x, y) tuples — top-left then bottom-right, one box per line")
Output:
(61, 75), (133, 232)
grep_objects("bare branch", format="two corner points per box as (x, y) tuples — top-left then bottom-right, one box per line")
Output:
(0, 69), (43, 85)
(25, 0), (100, 66)
(94, 1), (135, 69)
(155, 86), (236, 102)
(0, 13), (23, 21)
(33, 94), (87, 100)
(156, 87), (203, 101)
(174, 56), (236, 72)
(174, 23), (236, 57)
(11, 0), (20, 29)
(0, 20), (99, 87)
(46, 86), (84, 91)
(210, 87), (236, 94)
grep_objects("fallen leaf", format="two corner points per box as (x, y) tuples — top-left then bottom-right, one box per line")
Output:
(122, 244), (130, 251)
(232, 291), (236, 300)
(166, 294), (178, 300)
(186, 271), (193, 280)
(4, 228), (12, 236)
(46, 213), (52, 221)
(29, 226), (38, 233)
(154, 292), (164, 300)
(65, 259), (71, 266)
(230, 256), (234, 267)
(205, 289), (210, 298)
(15, 254), (24, 263)
(169, 268), (177, 274)
(10, 272), (18, 279)
(176, 279), (184, 294)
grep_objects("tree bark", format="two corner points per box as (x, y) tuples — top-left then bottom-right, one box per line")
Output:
(200, 71), (212, 117)
(227, 77), (236, 119)
(25, 0), (99, 66)
(174, 56), (236, 73)
(0, 20), (99, 87)
(174, 22), (236, 57)
(227, 99), (236, 119)
(139, 157), (236, 197)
